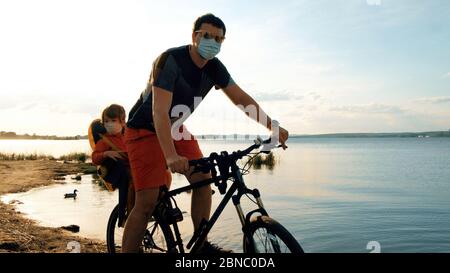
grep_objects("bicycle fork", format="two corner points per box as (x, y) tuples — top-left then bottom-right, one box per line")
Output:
(233, 170), (269, 225)
(233, 187), (268, 227)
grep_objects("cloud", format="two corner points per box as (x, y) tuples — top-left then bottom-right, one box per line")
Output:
(366, 0), (382, 6)
(445, 72), (450, 78)
(251, 89), (329, 103)
(308, 92), (322, 101)
(0, 92), (101, 116)
(252, 90), (304, 102)
(413, 96), (450, 104)
(0, 94), (43, 111)
(329, 103), (404, 114)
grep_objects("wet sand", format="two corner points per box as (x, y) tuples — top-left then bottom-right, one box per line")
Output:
(0, 160), (106, 253)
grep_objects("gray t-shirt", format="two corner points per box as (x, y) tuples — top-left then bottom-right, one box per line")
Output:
(127, 45), (235, 131)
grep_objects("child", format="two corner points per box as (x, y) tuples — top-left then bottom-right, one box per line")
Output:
(92, 103), (172, 189)
(91, 104), (172, 226)
(92, 104), (130, 225)
(92, 104), (128, 166)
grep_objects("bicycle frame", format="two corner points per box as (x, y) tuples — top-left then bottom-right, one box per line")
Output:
(157, 158), (269, 253)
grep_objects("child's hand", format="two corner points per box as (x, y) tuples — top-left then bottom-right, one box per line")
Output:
(103, 151), (125, 161)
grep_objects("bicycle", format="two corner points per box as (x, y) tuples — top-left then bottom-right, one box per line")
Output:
(106, 137), (304, 253)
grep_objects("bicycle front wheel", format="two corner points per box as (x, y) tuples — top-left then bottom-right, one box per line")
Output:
(243, 216), (304, 253)
(106, 204), (176, 253)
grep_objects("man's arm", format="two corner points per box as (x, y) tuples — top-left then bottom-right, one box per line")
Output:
(153, 86), (189, 173)
(222, 84), (289, 149)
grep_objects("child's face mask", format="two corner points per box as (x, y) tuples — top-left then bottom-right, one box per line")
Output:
(104, 121), (122, 135)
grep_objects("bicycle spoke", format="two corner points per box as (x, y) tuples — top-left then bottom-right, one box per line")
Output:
(110, 217), (170, 253)
(143, 223), (169, 253)
(252, 227), (291, 253)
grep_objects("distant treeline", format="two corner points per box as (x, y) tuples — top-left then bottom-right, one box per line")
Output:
(0, 131), (88, 140)
(1, 130), (449, 140)
(197, 131), (450, 139)
(292, 131), (450, 138)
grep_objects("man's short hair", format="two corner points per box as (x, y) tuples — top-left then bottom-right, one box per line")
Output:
(193, 13), (226, 36)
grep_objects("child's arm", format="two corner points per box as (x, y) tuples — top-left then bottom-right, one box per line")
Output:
(92, 140), (108, 165)
(92, 139), (126, 165)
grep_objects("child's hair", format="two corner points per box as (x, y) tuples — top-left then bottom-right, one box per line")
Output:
(101, 104), (126, 124)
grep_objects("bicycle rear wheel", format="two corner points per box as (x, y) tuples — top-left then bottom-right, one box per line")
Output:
(106, 204), (176, 253)
(243, 216), (304, 253)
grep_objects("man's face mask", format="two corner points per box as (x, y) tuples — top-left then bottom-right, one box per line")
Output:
(197, 37), (222, 60)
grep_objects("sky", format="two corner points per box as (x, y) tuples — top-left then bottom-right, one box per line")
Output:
(0, 0), (449, 136)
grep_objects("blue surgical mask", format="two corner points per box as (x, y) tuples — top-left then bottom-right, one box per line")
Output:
(197, 37), (221, 60)
(104, 121), (122, 135)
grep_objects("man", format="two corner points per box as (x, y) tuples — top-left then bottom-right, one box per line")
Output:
(122, 13), (289, 253)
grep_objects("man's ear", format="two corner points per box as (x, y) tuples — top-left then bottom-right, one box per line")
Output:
(192, 32), (198, 46)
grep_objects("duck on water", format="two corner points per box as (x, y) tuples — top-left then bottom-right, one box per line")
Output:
(64, 189), (78, 199)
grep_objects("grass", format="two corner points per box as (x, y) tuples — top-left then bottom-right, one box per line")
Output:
(59, 152), (88, 163)
(82, 165), (98, 174)
(0, 152), (89, 163)
(0, 152), (55, 161)
(246, 152), (277, 169)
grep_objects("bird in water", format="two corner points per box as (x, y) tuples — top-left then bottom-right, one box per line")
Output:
(64, 189), (78, 199)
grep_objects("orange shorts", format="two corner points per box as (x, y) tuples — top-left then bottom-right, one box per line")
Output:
(124, 126), (203, 191)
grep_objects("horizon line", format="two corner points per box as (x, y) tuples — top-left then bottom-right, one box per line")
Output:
(1, 129), (450, 139)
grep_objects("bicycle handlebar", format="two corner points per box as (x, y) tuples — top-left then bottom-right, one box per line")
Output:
(187, 137), (284, 194)
(188, 137), (283, 169)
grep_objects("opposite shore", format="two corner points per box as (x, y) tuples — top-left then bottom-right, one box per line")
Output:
(1, 130), (449, 141)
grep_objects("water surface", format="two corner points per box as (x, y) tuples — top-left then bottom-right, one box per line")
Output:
(2, 137), (450, 252)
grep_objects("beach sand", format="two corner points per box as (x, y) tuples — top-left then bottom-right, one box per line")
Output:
(0, 160), (106, 253)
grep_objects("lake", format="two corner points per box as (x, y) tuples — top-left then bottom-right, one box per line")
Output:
(1, 137), (450, 252)
(0, 139), (91, 158)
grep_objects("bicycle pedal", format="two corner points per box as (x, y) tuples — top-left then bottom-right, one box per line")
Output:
(161, 206), (183, 224)
(186, 218), (208, 249)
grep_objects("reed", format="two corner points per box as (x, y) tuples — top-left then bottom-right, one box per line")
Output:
(0, 152), (54, 161)
(246, 152), (277, 169)
(59, 152), (88, 163)
(0, 152), (89, 162)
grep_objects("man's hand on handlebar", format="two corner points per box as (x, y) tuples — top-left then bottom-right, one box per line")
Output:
(166, 154), (190, 174)
(278, 126), (289, 150)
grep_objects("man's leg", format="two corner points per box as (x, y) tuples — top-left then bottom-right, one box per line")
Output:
(176, 128), (231, 252)
(185, 170), (212, 231)
(121, 188), (160, 253)
(185, 169), (232, 253)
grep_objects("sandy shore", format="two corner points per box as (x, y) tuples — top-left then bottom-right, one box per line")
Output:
(0, 160), (107, 253)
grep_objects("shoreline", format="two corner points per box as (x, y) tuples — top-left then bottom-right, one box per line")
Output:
(0, 160), (106, 253)
(1, 129), (449, 142)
